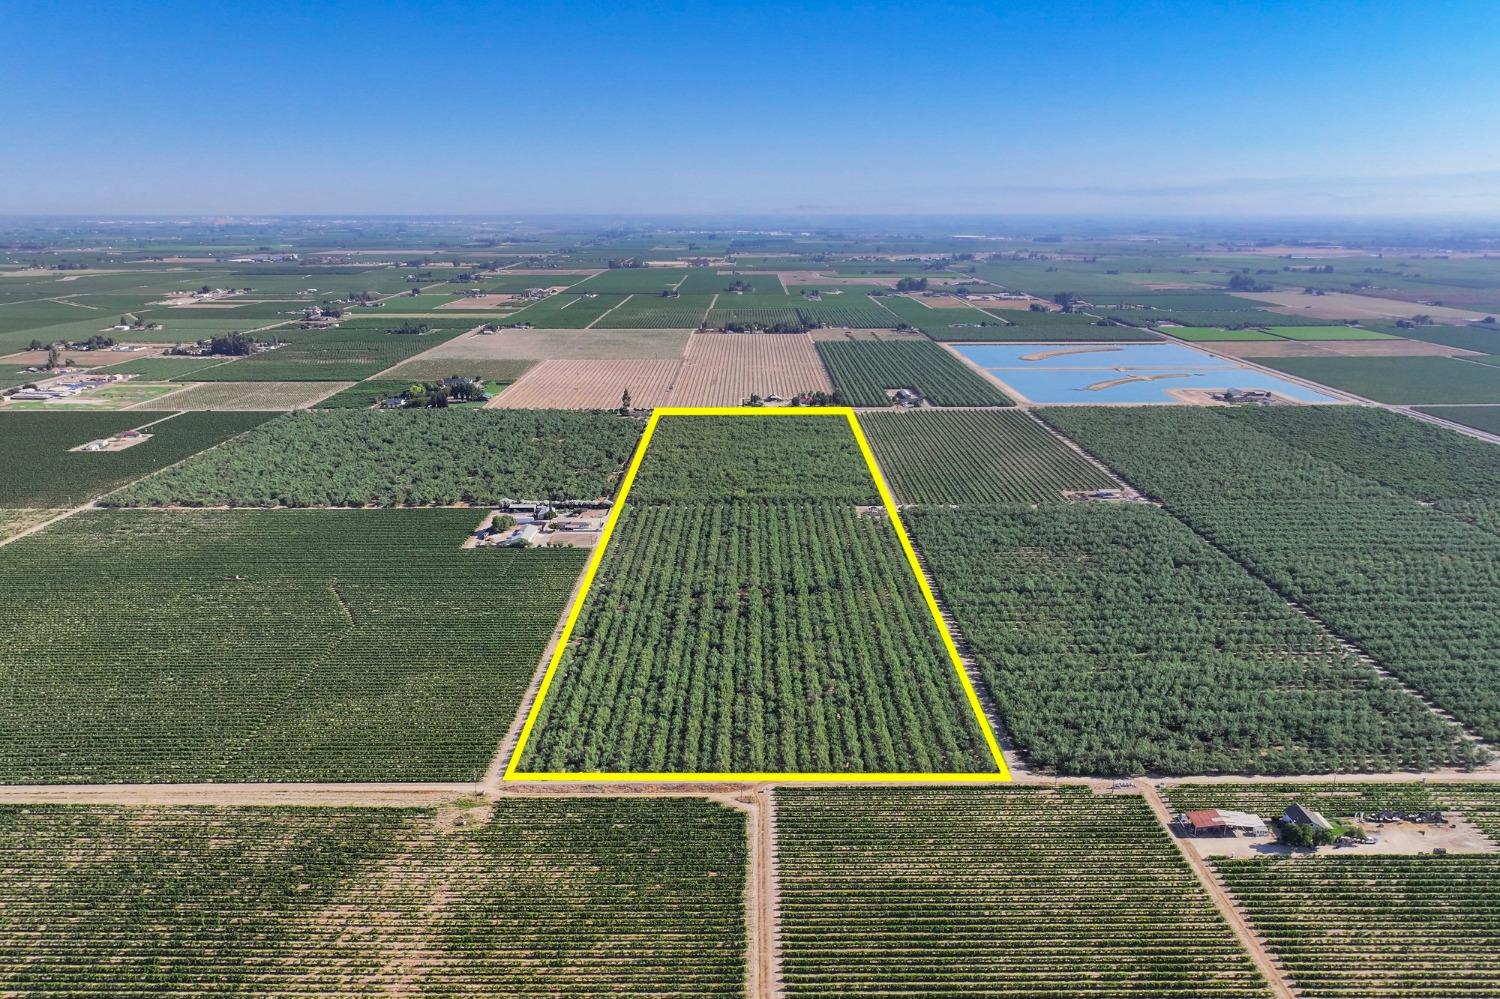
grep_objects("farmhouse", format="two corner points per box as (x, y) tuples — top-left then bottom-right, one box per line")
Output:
(1283, 803), (1333, 832)
(1178, 809), (1270, 838)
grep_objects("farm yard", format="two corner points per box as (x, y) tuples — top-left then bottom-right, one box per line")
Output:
(5, 219), (1500, 998)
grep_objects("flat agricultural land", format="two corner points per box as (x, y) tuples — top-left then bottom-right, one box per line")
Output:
(671, 332), (833, 405)
(2, 381), (185, 410)
(131, 381), (352, 410)
(1237, 290), (1493, 324)
(1267, 325), (1399, 341)
(415, 326), (692, 361)
(1260, 356), (1500, 404)
(0, 798), (746, 997)
(0, 411), (273, 508)
(515, 414), (998, 775)
(1419, 406), (1500, 436)
(860, 409), (1116, 504)
(374, 356), (534, 383)
(1207, 338), (1481, 358)
(775, 788), (1269, 997)
(0, 510), (586, 782)
(1160, 326), (1284, 342)
(816, 340), (1012, 406)
(491, 359), (682, 409)
(105, 409), (643, 507)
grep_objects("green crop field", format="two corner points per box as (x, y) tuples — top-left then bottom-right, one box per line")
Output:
(105, 409), (642, 507)
(95, 355), (241, 379)
(502, 293), (626, 328)
(1259, 356), (1500, 403)
(1419, 405), (1500, 436)
(598, 293), (712, 328)
(518, 503), (994, 773)
(907, 503), (1470, 775)
(776, 787), (1270, 997)
(1044, 405), (1500, 745)
(188, 323), (471, 381)
(0, 798), (745, 995)
(1387, 324), (1500, 354)
(860, 409), (1114, 504)
(628, 415), (879, 504)
(816, 340), (1012, 406)
(0, 510), (584, 782)
(569, 268), (689, 294)
(0, 411), (274, 508)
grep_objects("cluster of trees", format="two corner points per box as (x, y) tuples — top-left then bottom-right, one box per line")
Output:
(107, 409), (644, 508)
(908, 502), (1474, 776)
(386, 322), (430, 335)
(520, 503), (992, 773)
(390, 376), (486, 409)
(894, 277), (929, 292)
(1044, 405), (1500, 748)
(1227, 270), (1273, 292)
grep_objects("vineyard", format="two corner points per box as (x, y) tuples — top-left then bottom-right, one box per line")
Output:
(132, 381), (351, 410)
(628, 414), (879, 504)
(0, 798), (745, 995)
(105, 409), (643, 507)
(860, 409), (1115, 503)
(906, 503), (1472, 774)
(518, 503), (992, 773)
(775, 787), (1271, 997)
(0, 411), (275, 508)
(1214, 856), (1500, 997)
(497, 293), (625, 328)
(0, 510), (584, 781)
(599, 293), (713, 329)
(815, 340), (1012, 406)
(1044, 405), (1500, 744)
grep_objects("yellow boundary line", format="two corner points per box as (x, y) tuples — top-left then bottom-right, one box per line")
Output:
(503, 406), (1011, 783)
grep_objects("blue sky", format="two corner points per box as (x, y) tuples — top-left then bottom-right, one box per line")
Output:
(1, 0), (1497, 215)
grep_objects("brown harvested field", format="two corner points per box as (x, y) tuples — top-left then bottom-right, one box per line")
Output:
(0, 346), (165, 366)
(1235, 290), (1492, 323)
(489, 359), (682, 409)
(1205, 339), (1485, 359)
(914, 294), (972, 308)
(377, 357), (534, 382)
(671, 332), (833, 406)
(808, 326), (928, 342)
(131, 381), (353, 410)
(411, 327), (691, 361)
(436, 294), (518, 309)
(971, 297), (1051, 310)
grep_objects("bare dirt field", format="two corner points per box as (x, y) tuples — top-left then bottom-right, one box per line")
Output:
(490, 359), (682, 409)
(972, 296), (1052, 309)
(131, 381), (353, 410)
(0, 346), (164, 366)
(1236, 290), (1492, 323)
(412, 327), (692, 362)
(1206, 339), (1483, 359)
(672, 332), (833, 405)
